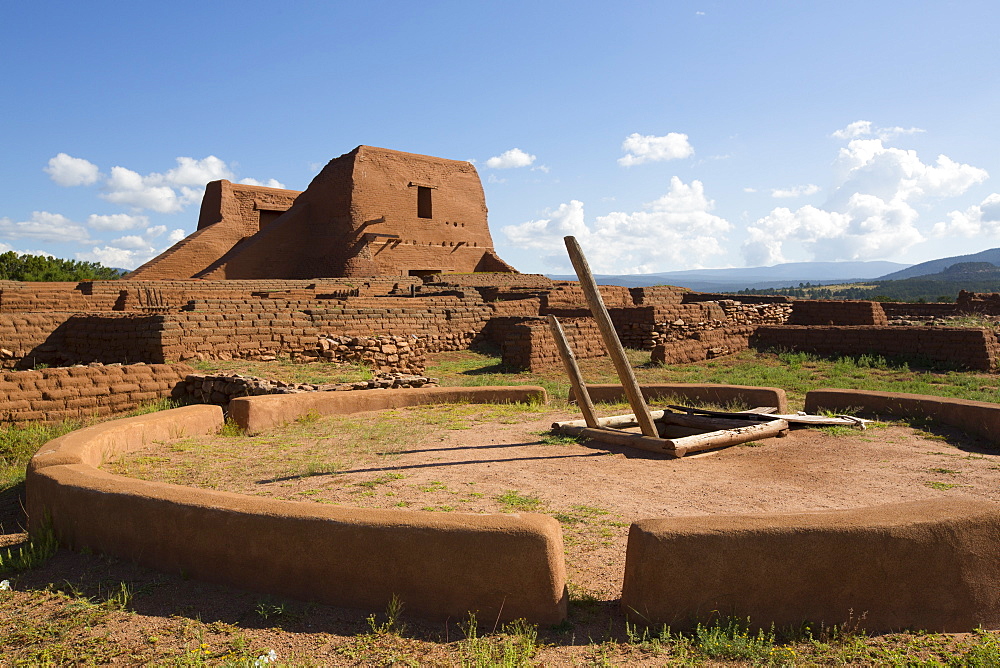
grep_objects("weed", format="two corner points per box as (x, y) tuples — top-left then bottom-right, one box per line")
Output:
(692, 616), (780, 662)
(538, 433), (580, 445)
(123, 397), (180, 416)
(0, 524), (58, 574)
(0, 419), (83, 489)
(460, 612), (538, 667)
(496, 490), (543, 512)
(367, 594), (406, 635)
(218, 418), (245, 438)
(295, 410), (322, 424)
(926, 481), (958, 490)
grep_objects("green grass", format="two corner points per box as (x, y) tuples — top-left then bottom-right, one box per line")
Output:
(495, 490), (543, 512)
(0, 420), (83, 489)
(427, 348), (1000, 409)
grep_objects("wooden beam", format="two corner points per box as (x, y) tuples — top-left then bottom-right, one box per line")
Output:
(556, 425), (682, 458)
(563, 236), (658, 437)
(665, 419), (789, 453)
(547, 315), (599, 428)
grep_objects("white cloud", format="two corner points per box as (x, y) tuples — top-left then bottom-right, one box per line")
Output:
(0, 211), (92, 244)
(742, 133), (987, 265)
(145, 225), (167, 238)
(503, 177), (731, 273)
(147, 156), (233, 187)
(932, 193), (1000, 237)
(109, 235), (153, 250)
(44, 153), (100, 187)
(618, 132), (694, 166)
(485, 148), (536, 169)
(743, 187), (757, 193)
(238, 177), (287, 188)
(46, 153), (282, 215)
(101, 166), (185, 213)
(168, 228), (187, 243)
(771, 184), (821, 198)
(831, 120), (925, 141)
(86, 213), (149, 231)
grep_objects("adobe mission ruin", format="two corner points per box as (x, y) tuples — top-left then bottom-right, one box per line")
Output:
(11, 145), (1000, 632)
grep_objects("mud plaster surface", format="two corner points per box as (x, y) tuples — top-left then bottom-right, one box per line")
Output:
(113, 407), (1000, 601)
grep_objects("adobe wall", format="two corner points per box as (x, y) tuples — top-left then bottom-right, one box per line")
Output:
(752, 325), (999, 371)
(957, 290), (1000, 315)
(881, 302), (958, 319)
(0, 363), (190, 423)
(26, 397), (567, 624)
(127, 181), (303, 280)
(788, 299), (888, 325)
(196, 146), (515, 279)
(621, 498), (1000, 632)
(804, 389), (1000, 446)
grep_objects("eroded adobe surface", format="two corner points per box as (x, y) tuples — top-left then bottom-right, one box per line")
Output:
(129, 146), (515, 280)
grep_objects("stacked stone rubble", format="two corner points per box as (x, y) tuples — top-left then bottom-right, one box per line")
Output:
(181, 371), (439, 406)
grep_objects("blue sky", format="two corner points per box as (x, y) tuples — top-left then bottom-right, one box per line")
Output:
(3, 1), (998, 274)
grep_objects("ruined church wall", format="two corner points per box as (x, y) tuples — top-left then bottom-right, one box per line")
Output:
(127, 181), (302, 280)
(788, 299), (888, 326)
(751, 325), (999, 371)
(0, 362), (190, 423)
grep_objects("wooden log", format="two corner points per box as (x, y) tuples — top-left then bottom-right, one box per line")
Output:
(668, 404), (869, 428)
(557, 424), (684, 458)
(547, 314), (599, 428)
(663, 419), (789, 453)
(553, 411), (767, 431)
(563, 235), (657, 437)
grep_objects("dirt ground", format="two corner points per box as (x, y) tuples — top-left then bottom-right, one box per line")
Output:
(106, 404), (1000, 602)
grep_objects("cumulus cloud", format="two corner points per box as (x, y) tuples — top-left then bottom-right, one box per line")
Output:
(75, 222), (184, 269)
(45, 153), (100, 187)
(485, 148), (536, 169)
(86, 213), (149, 231)
(168, 228), (187, 243)
(618, 132), (694, 166)
(503, 177), (731, 273)
(771, 184), (820, 198)
(742, 129), (988, 265)
(238, 177), (287, 188)
(44, 152), (282, 215)
(831, 120), (925, 141)
(932, 193), (1000, 237)
(0, 211), (92, 244)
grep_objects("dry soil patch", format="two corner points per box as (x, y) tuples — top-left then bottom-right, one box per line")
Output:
(105, 403), (1000, 601)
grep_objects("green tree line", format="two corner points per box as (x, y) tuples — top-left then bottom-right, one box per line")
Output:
(0, 252), (123, 281)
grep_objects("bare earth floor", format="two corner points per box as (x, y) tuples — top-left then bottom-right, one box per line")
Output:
(106, 404), (1000, 603)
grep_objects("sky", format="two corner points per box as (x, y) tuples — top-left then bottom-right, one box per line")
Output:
(3, 1), (999, 275)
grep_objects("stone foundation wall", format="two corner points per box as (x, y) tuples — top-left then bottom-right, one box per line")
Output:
(0, 362), (190, 423)
(752, 325), (999, 371)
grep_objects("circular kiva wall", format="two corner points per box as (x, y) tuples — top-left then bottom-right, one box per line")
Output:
(26, 386), (1000, 632)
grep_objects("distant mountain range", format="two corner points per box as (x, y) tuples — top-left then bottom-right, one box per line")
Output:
(547, 249), (1000, 292)
(877, 248), (1000, 281)
(548, 260), (910, 292)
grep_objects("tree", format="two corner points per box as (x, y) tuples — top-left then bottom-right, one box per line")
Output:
(0, 252), (122, 281)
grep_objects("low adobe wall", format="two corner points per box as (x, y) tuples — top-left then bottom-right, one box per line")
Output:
(0, 363), (191, 423)
(581, 384), (788, 413)
(230, 385), (547, 434)
(804, 389), (1000, 446)
(621, 498), (1000, 632)
(752, 325), (1000, 371)
(789, 299), (888, 325)
(27, 392), (566, 625)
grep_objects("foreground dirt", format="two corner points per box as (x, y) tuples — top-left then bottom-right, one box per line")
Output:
(107, 405), (1000, 602)
(4, 402), (999, 665)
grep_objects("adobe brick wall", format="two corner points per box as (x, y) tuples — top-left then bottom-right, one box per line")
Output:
(957, 290), (1000, 315)
(128, 181), (304, 281)
(788, 299), (888, 325)
(881, 302), (958, 319)
(195, 146), (515, 279)
(752, 325), (1000, 371)
(0, 363), (190, 423)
